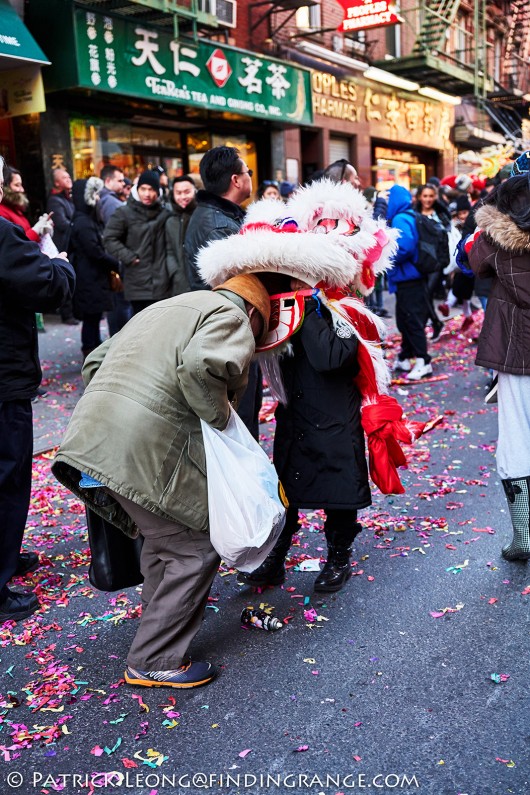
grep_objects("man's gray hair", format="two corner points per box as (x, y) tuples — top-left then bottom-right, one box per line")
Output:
(0, 155), (5, 187)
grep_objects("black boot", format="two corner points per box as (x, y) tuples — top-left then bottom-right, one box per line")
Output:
(501, 477), (530, 561)
(238, 506), (298, 586)
(314, 516), (362, 593)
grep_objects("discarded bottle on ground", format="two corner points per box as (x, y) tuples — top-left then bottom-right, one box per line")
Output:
(241, 607), (283, 631)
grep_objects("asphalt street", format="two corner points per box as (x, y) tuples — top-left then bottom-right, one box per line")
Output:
(1, 309), (528, 795)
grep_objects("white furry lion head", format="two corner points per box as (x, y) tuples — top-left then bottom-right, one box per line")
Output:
(197, 179), (397, 297)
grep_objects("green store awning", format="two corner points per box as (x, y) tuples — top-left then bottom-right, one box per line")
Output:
(0, 0), (50, 68)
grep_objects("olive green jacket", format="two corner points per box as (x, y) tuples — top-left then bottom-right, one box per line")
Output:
(52, 291), (254, 537)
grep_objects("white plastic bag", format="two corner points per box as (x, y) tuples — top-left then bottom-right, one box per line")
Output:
(38, 232), (59, 259)
(201, 409), (287, 572)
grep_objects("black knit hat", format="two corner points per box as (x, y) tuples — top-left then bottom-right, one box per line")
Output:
(455, 194), (472, 213)
(137, 170), (160, 191)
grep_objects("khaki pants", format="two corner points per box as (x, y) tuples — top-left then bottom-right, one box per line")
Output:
(111, 492), (220, 670)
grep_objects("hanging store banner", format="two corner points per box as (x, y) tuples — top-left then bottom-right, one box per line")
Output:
(0, 65), (45, 118)
(73, 8), (312, 125)
(336, 1), (402, 34)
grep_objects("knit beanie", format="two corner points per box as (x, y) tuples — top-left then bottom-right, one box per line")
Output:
(455, 194), (472, 213)
(427, 176), (441, 187)
(214, 273), (271, 345)
(137, 170), (160, 191)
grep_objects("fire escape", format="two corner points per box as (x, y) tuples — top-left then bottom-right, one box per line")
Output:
(374, 0), (490, 95)
(373, 0), (529, 151)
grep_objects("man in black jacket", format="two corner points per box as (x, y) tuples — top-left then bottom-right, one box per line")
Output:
(184, 146), (251, 291)
(0, 160), (75, 622)
(46, 167), (78, 326)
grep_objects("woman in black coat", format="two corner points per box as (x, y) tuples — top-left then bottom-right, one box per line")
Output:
(241, 290), (370, 593)
(70, 178), (120, 359)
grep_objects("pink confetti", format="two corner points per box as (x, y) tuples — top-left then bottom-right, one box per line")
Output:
(238, 749), (252, 758)
(294, 745), (309, 752)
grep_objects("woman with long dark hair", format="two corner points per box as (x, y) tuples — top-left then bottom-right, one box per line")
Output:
(468, 170), (530, 560)
(414, 183), (451, 342)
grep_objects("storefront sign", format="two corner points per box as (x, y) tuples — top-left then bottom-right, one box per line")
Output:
(336, 1), (402, 34)
(312, 71), (452, 147)
(73, 9), (312, 125)
(0, 65), (45, 118)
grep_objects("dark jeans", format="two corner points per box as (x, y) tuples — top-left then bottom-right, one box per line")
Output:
(81, 312), (103, 354)
(0, 400), (33, 598)
(131, 299), (156, 316)
(275, 505), (359, 557)
(236, 362), (263, 441)
(60, 296), (75, 322)
(395, 280), (430, 363)
(425, 269), (443, 325)
(107, 291), (132, 336)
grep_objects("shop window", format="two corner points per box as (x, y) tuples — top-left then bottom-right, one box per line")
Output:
(187, 131), (257, 200)
(70, 118), (184, 180)
(374, 146), (425, 192)
(296, 3), (321, 31)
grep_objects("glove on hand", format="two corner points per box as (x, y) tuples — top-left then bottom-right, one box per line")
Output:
(32, 214), (54, 237)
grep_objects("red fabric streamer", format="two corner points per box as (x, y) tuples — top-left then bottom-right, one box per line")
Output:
(321, 288), (439, 494)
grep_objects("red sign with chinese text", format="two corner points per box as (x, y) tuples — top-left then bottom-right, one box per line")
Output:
(336, 0), (402, 34)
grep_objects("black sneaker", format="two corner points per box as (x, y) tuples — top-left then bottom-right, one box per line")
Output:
(62, 317), (80, 326)
(124, 660), (217, 688)
(14, 552), (40, 577)
(0, 590), (40, 622)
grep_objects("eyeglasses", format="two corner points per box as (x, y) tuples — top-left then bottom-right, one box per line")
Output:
(238, 168), (253, 178)
(261, 180), (279, 188)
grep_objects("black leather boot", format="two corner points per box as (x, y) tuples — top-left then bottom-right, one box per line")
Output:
(314, 545), (353, 592)
(314, 517), (362, 593)
(238, 506), (298, 586)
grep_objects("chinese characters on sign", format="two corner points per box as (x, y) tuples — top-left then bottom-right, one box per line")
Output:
(75, 9), (312, 125)
(311, 72), (452, 146)
(84, 12), (117, 90)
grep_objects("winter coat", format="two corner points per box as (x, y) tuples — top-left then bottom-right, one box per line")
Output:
(0, 199), (39, 242)
(184, 190), (245, 291)
(385, 185), (422, 292)
(102, 190), (171, 302)
(165, 196), (196, 296)
(273, 300), (371, 511)
(98, 188), (123, 226)
(52, 290), (255, 537)
(414, 199), (451, 232)
(70, 179), (120, 317)
(469, 203), (530, 374)
(0, 218), (75, 401)
(46, 190), (74, 252)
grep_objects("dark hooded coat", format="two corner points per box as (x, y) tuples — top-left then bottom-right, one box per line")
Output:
(70, 179), (119, 317)
(469, 202), (530, 374)
(273, 300), (371, 511)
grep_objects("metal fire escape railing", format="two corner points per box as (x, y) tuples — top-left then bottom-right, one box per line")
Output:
(503, 0), (530, 94)
(413, 0), (461, 56)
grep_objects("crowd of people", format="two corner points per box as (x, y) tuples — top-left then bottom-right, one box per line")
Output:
(1, 142), (529, 691)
